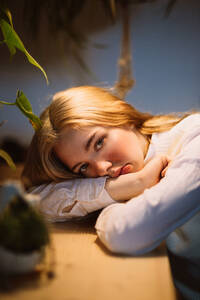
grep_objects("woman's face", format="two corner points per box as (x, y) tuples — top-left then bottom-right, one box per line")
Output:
(54, 126), (149, 178)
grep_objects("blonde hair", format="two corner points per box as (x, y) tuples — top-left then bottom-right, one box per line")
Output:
(22, 86), (190, 189)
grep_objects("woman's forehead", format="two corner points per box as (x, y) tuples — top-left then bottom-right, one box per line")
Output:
(58, 126), (102, 148)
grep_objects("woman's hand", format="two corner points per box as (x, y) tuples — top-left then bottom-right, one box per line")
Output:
(141, 154), (171, 188)
(105, 154), (171, 202)
(161, 159), (171, 177)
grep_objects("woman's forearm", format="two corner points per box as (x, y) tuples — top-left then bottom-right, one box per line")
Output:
(105, 155), (169, 202)
(105, 172), (145, 202)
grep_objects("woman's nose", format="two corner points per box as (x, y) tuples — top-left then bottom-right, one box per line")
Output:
(94, 160), (112, 177)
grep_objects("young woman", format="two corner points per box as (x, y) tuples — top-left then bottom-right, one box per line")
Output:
(22, 86), (200, 299)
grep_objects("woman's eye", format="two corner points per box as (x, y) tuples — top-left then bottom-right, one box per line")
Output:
(79, 163), (88, 174)
(95, 136), (105, 151)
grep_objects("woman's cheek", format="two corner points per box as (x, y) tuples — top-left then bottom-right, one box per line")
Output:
(107, 148), (126, 162)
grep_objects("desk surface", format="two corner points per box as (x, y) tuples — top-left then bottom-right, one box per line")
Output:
(0, 165), (177, 300)
(0, 218), (177, 300)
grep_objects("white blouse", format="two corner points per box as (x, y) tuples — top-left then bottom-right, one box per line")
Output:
(95, 114), (200, 255)
(30, 114), (200, 254)
(30, 176), (114, 222)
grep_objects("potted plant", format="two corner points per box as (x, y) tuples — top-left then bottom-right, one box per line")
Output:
(0, 181), (49, 275)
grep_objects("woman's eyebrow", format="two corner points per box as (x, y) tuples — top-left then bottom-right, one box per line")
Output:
(85, 132), (97, 151)
(71, 132), (97, 172)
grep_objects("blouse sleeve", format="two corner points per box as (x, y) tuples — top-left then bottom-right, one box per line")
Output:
(30, 176), (115, 222)
(95, 130), (200, 255)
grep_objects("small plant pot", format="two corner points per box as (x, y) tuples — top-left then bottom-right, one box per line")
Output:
(0, 246), (43, 275)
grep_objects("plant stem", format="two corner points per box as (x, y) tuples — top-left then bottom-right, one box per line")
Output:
(0, 100), (15, 105)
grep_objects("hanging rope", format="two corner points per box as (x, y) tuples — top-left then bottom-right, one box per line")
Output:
(114, 1), (135, 99)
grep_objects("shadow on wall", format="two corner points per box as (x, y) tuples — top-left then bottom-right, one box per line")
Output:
(0, 137), (28, 183)
(0, 137), (28, 165)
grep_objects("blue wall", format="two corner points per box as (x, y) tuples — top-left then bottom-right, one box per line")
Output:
(0, 0), (199, 144)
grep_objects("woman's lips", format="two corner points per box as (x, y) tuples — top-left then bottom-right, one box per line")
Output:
(112, 164), (133, 178)
(120, 163), (133, 175)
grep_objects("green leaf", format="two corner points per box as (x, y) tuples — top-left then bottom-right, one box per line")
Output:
(23, 49), (49, 84)
(0, 149), (16, 170)
(4, 8), (13, 28)
(27, 113), (42, 131)
(0, 18), (16, 56)
(0, 18), (48, 84)
(15, 90), (42, 130)
(16, 90), (33, 112)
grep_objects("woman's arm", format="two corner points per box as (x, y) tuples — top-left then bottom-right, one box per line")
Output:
(95, 134), (200, 255)
(29, 155), (168, 222)
(105, 155), (169, 202)
(29, 177), (115, 222)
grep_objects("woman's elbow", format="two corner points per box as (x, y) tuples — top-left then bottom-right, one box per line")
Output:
(95, 204), (155, 255)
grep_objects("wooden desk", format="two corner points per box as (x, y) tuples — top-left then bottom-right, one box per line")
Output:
(0, 217), (177, 300)
(0, 165), (177, 300)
